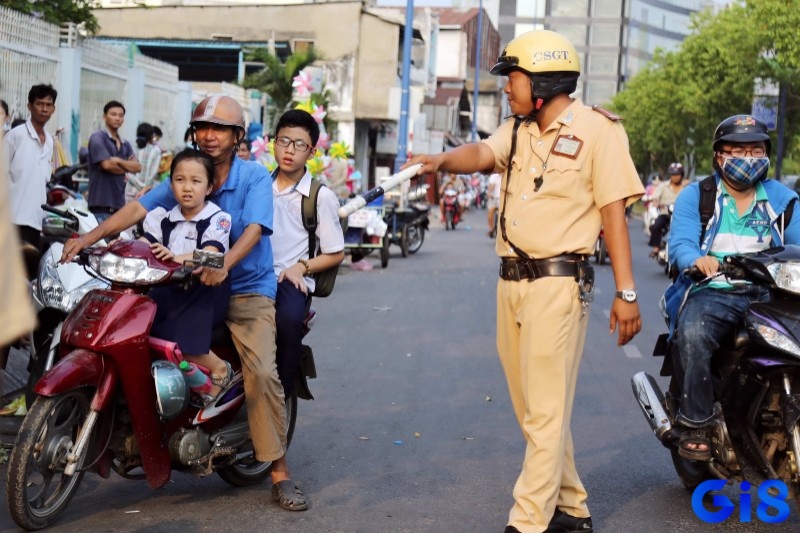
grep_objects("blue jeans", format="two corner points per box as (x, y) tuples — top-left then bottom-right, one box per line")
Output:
(675, 285), (769, 427)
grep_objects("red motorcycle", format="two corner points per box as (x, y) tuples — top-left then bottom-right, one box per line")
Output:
(5, 240), (315, 530)
(442, 189), (460, 230)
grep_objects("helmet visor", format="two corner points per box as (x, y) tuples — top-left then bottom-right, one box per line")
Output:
(490, 55), (520, 76)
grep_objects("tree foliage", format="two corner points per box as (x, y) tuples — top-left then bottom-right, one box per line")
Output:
(242, 48), (318, 133)
(1, 0), (98, 34)
(611, 1), (800, 178)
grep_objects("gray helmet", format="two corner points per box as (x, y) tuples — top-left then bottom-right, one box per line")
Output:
(151, 360), (189, 421)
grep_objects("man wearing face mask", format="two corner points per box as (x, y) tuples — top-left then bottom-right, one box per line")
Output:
(665, 114), (800, 462)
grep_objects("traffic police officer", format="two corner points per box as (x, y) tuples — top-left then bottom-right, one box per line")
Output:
(406, 30), (644, 532)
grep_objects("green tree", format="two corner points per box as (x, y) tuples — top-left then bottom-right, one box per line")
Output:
(242, 48), (317, 133)
(1, 0), (98, 33)
(611, 1), (800, 177)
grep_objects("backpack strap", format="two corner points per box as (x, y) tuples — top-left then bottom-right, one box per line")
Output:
(194, 209), (222, 248)
(160, 216), (178, 251)
(160, 209), (222, 250)
(302, 180), (324, 260)
(698, 175), (717, 245)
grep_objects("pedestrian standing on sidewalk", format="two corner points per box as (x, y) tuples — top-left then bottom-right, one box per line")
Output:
(125, 122), (161, 203)
(3, 84), (58, 251)
(87, 101), (141, 222)
(406, 30), (644, 533)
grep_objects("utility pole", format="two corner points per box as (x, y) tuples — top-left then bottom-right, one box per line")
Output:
(471, 0), (483, 143)
(394, 0), (415, 174)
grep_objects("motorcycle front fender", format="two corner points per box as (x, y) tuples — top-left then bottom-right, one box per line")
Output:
(35, 349), (105, 396)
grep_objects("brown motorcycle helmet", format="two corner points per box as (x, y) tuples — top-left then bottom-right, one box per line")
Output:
(190, 95), (245, 145)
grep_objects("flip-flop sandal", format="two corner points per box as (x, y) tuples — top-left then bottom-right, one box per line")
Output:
(679, 428), (712, 461)
(271, 480), (308, 511)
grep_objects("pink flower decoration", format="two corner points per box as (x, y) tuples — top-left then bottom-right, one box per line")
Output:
(316, 131), (331, 150)
(251, 136), (268, 159)
(311, 104), (327, 124)
(292, 70), (313, 99)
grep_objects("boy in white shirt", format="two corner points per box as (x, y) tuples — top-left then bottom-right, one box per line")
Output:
(270, 109), (344, 409)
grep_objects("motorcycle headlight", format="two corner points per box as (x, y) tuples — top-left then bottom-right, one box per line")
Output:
(97, 252), (169, 284)
(753, 323), (800, 358)
(37, 253), (107, 313)
(766, 263), (800, 295)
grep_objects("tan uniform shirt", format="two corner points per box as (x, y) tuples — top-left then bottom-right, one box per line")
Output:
(483, 99), (644, 258)
(0, 144), (36, 345)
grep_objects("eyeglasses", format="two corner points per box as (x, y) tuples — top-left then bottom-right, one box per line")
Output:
(719, 147), (767, 158)
(275, 136), (312, 152)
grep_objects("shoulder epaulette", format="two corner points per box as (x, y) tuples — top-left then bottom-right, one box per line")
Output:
(591, 105), (622, 122)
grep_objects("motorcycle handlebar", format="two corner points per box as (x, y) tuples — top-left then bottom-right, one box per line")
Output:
(684, 261), (742, 282)
(41, 204), (80, 226)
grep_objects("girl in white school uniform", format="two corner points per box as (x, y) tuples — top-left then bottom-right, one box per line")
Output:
(140, 149), (233, 405)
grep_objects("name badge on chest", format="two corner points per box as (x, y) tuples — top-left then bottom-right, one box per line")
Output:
(552, 135), (583, 159)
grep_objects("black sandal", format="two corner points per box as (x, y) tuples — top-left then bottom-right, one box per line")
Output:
(679, 428), (712, 461)
(271, 480), (308, 511)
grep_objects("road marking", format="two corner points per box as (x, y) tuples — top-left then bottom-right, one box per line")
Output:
(623, 345), (643, 358)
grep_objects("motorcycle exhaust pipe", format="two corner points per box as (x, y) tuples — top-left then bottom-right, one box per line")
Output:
(631, 371), (672, 441)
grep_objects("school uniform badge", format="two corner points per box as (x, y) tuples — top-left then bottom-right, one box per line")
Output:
(216, 216), (231, 233)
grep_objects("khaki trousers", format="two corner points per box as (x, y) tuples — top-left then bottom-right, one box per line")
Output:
(226, 293), (286, 462)
(496, 277), (590, 533)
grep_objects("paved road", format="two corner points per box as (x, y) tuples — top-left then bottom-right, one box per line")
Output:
(2, 211), (799, 532)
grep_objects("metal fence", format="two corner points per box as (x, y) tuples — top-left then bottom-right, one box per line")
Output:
(0, 6), (187, 160)
(135, 54), (181, 150)
(0, 7), (60, 124)
(79, 40), (130, 146)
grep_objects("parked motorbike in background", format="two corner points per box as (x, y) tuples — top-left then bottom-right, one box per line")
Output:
(6, 241), (316, 530)
(384, 198), (430, 257)
(47, 163), (87, 210)
(593, 227), (607, 265)
(442, 189), (460, 230)
(25, 204), (110, 408)
(631, 246), (800, 502)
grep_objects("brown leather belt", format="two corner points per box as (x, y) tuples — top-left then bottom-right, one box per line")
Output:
(499, 254), (588, 282)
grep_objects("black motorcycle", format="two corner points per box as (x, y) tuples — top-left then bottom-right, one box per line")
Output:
(384, 200), (430, 257)
(632, 245), (800, 496)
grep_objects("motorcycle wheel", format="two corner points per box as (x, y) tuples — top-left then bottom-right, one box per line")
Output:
(380, 235), (390, 268)
(669, 447), (712, 490)
(6, 390), (93, 531)
(407, 225), (424, 254)
(400, 226), (410, 258)
(218, 391), (298, 487)
(445, 211), (454, 230)
(595, 238), (607, 265)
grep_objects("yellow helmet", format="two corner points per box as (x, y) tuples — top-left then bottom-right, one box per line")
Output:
(491, 30), (580, 76)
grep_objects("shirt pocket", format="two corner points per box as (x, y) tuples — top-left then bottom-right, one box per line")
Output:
(499, 155), (523, 197)
(537, 156), (585, 200)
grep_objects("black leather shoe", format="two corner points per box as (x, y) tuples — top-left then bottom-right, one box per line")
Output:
(545, 509), (593, 532)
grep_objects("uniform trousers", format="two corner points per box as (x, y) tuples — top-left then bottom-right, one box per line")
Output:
(225, 293), (286, 462)
(496, 276), (590, 533)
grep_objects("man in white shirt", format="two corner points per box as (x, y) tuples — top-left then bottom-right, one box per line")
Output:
(3, 84), (57, 250)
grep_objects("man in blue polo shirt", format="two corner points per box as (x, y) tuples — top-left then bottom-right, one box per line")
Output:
(62, 95), (307, 511)
(87, 100), (141, 222)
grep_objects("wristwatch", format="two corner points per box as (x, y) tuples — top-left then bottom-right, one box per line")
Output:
(615, 289), (638, 303)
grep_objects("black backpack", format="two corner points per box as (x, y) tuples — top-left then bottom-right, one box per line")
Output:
(301, 180), (345, 297)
